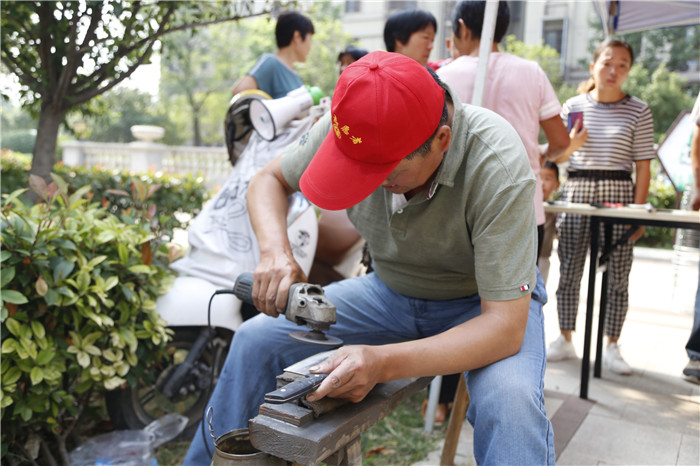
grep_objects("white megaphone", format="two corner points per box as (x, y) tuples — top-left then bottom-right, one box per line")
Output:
(249, 85), (324, 141)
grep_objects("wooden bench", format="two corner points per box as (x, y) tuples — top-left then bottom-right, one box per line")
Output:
(248, 373), (432, 465)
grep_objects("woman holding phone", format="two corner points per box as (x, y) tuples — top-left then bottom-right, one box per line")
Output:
(546, 39), (655, 375)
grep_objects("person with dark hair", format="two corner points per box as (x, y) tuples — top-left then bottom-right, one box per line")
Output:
(433, 0), (569, 422)
(337, 45), (369, 75)
(438, 0), (569, 255)
(547, 39), (654, 375)
(231, 11), (315, 99)
(184, 51), (554, 464)
(383, 9), (437, 66)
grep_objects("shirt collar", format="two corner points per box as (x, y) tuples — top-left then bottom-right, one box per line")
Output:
(433, 82), (468, 190)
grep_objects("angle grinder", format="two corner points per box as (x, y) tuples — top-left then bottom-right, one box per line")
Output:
(233, 273), (343, 348)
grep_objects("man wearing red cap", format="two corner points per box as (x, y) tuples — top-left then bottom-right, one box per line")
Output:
(185, 51), (553, 465)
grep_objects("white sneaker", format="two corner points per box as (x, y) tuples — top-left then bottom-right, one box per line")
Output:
(546, 335), (577, 362)
(603, 343), (632, 375)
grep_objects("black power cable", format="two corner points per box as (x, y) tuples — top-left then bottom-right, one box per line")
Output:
(198, 288), (237, 458)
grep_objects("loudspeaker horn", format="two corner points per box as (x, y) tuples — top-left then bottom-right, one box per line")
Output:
(249, 85), (323, 141)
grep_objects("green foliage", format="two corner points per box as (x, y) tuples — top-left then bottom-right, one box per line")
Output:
(79, 87), (182, 145)
(160, 28), (230, 146)
(1, 151), (209, 239)
(637, 160), (678, 249)
(622, 26), (700, 76)
(623, 63), (695, 142)
(0, 129), (36, 154)
(0, 174), (176, 465)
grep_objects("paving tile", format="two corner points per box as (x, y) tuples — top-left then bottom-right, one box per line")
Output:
(678, 432), (700, 465)
(559, 415), (684, 465)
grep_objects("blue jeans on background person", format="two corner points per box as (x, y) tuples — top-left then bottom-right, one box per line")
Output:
(686, 256), (700, 360)
(184, 272), (554, 465)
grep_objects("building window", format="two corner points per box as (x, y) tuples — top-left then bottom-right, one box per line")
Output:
(345, 0), (361, 14)
(543, 19), (563, 55)
(387, 1), (418, 13)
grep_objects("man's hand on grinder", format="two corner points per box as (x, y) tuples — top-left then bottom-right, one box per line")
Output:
(252, 253), (306, 317)
(306, 346), (384, 403)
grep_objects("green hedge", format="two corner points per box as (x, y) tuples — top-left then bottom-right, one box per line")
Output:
(640, 176), (677, 249)
(1, 151), (210, 240)
(1, 173), (177, 464)
(0, 130), (36, 155)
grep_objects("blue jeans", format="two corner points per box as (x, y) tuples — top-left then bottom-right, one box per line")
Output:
(687, 256), (700, 360)
(184, 272), (554, 465)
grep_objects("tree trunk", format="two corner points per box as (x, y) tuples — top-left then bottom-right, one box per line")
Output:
(31, 106), (65, 185)
(193, 112), (201, 146)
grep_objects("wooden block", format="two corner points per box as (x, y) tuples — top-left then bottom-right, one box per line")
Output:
(249, 377), (432, 465)
(258, 402), (315, 427)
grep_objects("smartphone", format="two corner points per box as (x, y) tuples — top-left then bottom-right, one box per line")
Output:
(567, 111), (583, 131)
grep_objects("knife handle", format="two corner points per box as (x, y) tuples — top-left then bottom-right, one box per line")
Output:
(264, 373), (328, 404)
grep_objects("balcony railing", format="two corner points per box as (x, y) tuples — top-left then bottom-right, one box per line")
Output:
(61, 139), (231, 190)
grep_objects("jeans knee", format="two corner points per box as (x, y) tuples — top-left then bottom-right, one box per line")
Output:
(468, 370), (543, 426)
(468, 370), (553, 465)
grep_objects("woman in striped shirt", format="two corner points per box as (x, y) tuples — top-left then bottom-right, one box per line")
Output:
(546, 39), (655, 375)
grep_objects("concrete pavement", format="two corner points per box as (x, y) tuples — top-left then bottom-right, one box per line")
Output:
(418, 243), (700, 465)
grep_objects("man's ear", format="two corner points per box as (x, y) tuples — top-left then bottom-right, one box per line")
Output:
(437, 125), (452, 153)
(457, 19), (471, 42)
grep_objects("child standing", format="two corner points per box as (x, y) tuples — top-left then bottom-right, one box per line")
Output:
(538, 161), (561, 285)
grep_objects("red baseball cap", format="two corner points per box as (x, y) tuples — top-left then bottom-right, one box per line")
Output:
(299, 51), (445, 210)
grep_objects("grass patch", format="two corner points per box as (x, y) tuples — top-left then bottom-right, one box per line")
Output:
(155, 388), (447, 465)
(362, 389), (446, 465)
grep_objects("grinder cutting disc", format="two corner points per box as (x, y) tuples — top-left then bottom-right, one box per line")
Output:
(289, 330), (343, 348)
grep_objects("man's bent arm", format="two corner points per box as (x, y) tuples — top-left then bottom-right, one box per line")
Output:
(540, 115), (570, 162)
(691, 121), (700, 210)
(309, 294), (530, 403)
(247, 155), (306, 316)
(232, 75), (258, 96)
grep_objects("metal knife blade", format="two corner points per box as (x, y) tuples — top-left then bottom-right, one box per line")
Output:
(282, 350), (336, 376)
(264, 373), (328, 404)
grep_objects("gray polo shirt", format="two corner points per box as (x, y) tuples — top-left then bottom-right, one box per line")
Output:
(281, 86), (537, 302)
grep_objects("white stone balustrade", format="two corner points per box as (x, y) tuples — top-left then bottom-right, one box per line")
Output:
(61, 138), (231, 190)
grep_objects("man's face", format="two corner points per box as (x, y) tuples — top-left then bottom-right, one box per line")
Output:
(394, 24), (435, 66)
(541, 167), (560, 201)
(296, 32), (313, 62)
(380, 126), (449, 195)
